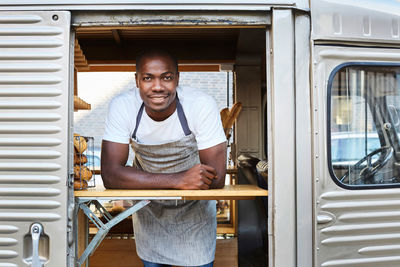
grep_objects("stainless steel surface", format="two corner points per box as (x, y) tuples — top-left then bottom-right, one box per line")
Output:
(76, 200), (151, 266)
(256, 160), (268, 180)
(30, 223), (43, 267)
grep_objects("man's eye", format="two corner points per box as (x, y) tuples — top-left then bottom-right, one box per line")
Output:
(163, 76), (173, 81)
(143, 77), (151, 81)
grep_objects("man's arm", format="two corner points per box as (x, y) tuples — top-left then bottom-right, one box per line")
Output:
(199, 142), (227, 189)
(101, 140), (218, 189)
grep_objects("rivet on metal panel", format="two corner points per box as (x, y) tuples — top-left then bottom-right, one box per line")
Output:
(32, 225), (39, 234)
(52, 15), (59, 21)
(316, 178), (319, 182)
(316, 155), (319, 158)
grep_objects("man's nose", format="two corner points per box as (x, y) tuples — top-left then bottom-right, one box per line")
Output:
(152, 78), (163, 90)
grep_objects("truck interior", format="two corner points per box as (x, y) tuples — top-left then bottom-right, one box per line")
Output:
(72, 24), (269, 267)
(330, 65), (400, 187)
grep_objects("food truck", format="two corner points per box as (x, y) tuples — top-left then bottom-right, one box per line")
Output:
(1, 0), (400, 266)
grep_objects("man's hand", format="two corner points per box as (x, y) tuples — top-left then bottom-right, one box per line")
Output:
(176, 164), (217, 190)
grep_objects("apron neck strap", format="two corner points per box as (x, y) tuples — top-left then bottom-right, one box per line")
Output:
(132, 102), (145, 140)
(175, 94), (191, 136)
(131, 94), (191, 140)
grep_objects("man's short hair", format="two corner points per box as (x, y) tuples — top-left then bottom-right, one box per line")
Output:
(135, 49), (178, 73)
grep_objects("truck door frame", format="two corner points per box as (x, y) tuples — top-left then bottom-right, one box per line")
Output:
(70, 9), (273, 267)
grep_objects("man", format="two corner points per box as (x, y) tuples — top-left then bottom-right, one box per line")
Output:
(101, 49), (227, 267)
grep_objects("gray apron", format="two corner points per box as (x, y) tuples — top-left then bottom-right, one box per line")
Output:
(130, 97), (217, 266)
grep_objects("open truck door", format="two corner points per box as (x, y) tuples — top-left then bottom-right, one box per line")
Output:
(0, 11), (71, 267)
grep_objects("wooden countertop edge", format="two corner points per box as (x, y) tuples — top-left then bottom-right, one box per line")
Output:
(74, 184), (268, 199)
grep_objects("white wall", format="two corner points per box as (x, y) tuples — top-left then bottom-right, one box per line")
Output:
(74, 71), (232, 149)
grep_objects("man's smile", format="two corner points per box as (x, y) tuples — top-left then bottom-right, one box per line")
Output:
(148, 94), (170, 104)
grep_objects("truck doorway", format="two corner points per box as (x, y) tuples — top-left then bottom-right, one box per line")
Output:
(72, 12), (268, 267)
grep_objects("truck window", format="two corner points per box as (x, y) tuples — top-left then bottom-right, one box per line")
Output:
(329, 64), (400, 187)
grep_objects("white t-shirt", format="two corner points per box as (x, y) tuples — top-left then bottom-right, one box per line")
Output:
(103, 85), (226, 150)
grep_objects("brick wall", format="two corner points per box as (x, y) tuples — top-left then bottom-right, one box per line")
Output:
(74, 72), (233, 148)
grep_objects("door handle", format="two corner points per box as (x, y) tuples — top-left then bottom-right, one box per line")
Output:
(30, 223), (43, 267)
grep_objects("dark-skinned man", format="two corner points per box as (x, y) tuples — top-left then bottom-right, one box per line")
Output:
(101, 49), (227, 267)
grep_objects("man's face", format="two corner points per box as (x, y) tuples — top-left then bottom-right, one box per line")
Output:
(135, 55), (179, 119)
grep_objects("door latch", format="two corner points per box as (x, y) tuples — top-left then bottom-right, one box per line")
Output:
(30, 223), (43, 267)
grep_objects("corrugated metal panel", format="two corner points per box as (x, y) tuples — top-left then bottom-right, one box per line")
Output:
(0, 226), (18, 234)
(318, 190), (400, 267)
(0, 11), (70, 267)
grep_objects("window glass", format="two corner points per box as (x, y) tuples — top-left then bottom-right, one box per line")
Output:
(330, 65), (400, 187)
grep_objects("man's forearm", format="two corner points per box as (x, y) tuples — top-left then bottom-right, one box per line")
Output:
(101, 140), (224, 190)
(101, 164), (181, 189)
(102, 163), (217, 190)
(200, 142), (227, 189)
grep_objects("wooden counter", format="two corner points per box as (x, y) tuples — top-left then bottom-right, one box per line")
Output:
(74, 184), (268, 200)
